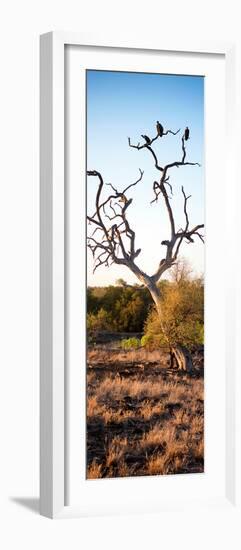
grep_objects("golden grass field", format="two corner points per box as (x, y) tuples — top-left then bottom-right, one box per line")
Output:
(87, 346), (204, 479)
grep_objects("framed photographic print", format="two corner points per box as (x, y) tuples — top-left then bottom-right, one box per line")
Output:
(40, 32), (240, 518)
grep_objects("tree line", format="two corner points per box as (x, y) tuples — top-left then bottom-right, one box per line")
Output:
(87, 281), (152, 333)
(87, 266), (204, 350)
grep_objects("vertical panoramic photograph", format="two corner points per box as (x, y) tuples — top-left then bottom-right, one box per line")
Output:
(86, 70), (204, 479)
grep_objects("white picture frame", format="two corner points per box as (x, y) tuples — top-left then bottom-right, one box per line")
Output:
(40, 31), (240, 519)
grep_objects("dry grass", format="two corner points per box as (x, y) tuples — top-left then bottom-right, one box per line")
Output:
(88, 347), (168, 366)
(87, 460), (102, 479)
(87, 346), (204, 479)
(95, 376), (171, 401)
(147, 454), (168, 475)
(105, 437), (128, 467)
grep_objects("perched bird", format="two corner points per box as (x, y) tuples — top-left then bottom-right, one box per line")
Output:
(141, 134), (151, 144)
(184, 127), (190, 141)
(156, 121), (164, 137)
(119, 194), (126, 203)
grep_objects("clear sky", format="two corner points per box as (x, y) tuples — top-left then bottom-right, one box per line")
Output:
(87, 70), (204, 286)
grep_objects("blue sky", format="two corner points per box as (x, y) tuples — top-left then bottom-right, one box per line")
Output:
(87, 70), (204, 286)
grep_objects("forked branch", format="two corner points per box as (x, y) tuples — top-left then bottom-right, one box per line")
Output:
(87, 169), (145, 275)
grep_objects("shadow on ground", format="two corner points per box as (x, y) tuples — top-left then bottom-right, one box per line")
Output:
(10, 497), (39, 515)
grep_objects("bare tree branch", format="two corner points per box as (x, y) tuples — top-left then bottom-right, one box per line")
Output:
(128, 127), (180, 151)
(87, 169), (148, 277)
(128, 137), (164, 172)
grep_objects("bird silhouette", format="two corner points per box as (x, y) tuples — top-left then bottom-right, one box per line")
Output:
(156, 121), (164, 137)
(141, 134), (151, 144)
(184, 127), (190, 141)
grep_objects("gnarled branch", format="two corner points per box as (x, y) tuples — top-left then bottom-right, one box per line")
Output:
(87, 169), (146, 275)
(129, 129), (203, 278)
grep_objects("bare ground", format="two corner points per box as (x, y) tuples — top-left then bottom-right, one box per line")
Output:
(87, 346), (204, 479)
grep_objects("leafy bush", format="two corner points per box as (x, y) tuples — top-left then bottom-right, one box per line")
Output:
(87, 308), (112, 333)
(143, 278), (204, 350)
(120, 337), (141, 349)
(140, 334), (158, 350)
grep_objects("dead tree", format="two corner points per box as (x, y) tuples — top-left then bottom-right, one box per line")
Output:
(87, 124), (204, 372)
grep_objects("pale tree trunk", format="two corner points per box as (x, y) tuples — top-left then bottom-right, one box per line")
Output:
(169, 345), (193, 373)
(147, 280), (194, 373)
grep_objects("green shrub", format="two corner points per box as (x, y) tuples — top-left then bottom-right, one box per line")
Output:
(120, 337), (141, 350)
(143, 278), (204, 350)
(140, 334), (158, 350)
(87, 308), (112, 333)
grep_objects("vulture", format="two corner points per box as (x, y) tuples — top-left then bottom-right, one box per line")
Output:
(156, 121), (164, 137)
(184, 127), (190, 141)
(141, 134), (151, 144)
(119, 194), (126, 203)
